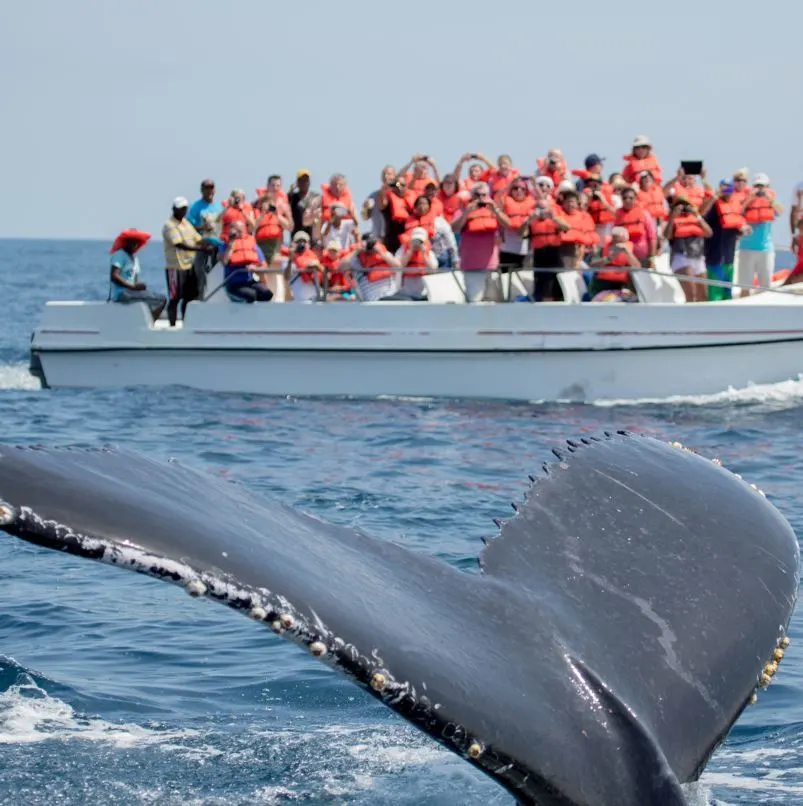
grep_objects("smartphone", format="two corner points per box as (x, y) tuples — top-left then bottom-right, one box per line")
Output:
(681, 160), (703, 176)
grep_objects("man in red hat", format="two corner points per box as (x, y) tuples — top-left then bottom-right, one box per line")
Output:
(109, 229), (166, 321)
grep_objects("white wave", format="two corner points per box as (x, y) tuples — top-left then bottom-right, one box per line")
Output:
(0, 362), (40, 391)
(0, 675), (198, 747)
(592, 375), (803, 408)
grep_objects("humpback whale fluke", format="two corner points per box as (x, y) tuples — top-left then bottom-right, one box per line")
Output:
(0, 432), (798, 806)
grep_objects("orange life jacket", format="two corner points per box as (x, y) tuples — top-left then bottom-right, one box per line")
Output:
(744, 190), (777, 224)
(638, 186), (668, 221)
(291, 249), (322, 284)
(221, 206), (250, 239)
(427, 196), (444, 218)
(401, 245), (434, 277)
(356, 246), (394, 283)
(584, 185), (616, 225)
(385, 191), (412, 223)
(560, 210), (597, 246)
(438, 190), (465, 222)
(464, 205), (498, 234)
(483, 168), (521, 195)
(404, 211), (438, 238)
(321, 251), (350, 289)
(253, 188), (289, 208)
(228, 235), (261, 267)
(503, 195), (536, 231)
(731, 188), (750, 207)
(614, 206), (648, 242)
(622, 153), (663, 185)
(404, 171), (436, 194)
(597, 239), (634, 284)
(536, 157), (567, 187)
(528, 214), (563, 249)
(255, 212), (282, 241)
(668, 181), (708, 209)
(671, 213), (706, 239)
(716, 199), (746, 231)
(321, 184), (354, 221)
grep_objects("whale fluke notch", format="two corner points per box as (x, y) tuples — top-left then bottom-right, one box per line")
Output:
(0, 432), (798, 806)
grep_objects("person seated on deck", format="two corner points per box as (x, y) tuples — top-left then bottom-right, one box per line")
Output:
(320, 240), (357, 300)
(350, 233), (402, 302)
(396, 227), (438, 298)
(108, 229), (166, 321)
(284, 231), (324, 303)
(587, 226), (641, 299)
(220, 221), (273, 303)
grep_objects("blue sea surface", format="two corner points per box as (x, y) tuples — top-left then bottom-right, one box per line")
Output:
(1, 238), (802, 804)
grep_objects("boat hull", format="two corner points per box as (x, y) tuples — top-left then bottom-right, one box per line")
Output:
(30, 299), (803, 402)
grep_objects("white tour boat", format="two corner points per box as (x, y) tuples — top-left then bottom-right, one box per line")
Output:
(28, 262), (803, 403)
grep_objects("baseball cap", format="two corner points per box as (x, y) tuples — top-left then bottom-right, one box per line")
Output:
(172, 196), (189, 209)
(410, 227), (429, 242)
(297, 169), (310, 179)
(585, 153), (604, 168)
(292, 231), (311, 242)
(633, 135), (651, 148)
(754, 173), (770, 186)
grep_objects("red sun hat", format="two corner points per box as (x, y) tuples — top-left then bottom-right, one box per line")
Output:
(110, 229), (151, 254)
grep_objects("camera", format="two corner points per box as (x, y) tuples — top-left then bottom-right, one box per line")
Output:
(294, 242), (306, 254)
(682, 204), (694, 215)
(756, 190), (766, 197)
(364, 237), (377, 252)
(267, 203), (277, 213)
(476, 201), (488, 208)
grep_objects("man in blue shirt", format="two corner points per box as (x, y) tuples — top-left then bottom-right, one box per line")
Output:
(187, 179), (225, 299)
(109, 229), (166, 321)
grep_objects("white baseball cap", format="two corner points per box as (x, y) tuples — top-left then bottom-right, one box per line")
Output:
(633, 135), (651, 148)
(754, 173), (770, 186)
(173, 196), (189, 209)
(410, 227), (429, 242)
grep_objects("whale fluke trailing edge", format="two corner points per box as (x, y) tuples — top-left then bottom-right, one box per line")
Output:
(0, 431), (798, 806)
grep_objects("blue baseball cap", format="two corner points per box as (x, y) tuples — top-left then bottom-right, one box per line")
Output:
(585, 153), (605, 169)
(719, 179), (734, 193)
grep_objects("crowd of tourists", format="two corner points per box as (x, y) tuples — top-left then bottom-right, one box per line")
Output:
(108, 136), (802, 323)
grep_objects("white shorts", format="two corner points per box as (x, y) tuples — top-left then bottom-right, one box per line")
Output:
(670, 253), (706, 277)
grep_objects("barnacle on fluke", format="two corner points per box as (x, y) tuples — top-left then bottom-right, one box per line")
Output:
(0, 431), (798, 806)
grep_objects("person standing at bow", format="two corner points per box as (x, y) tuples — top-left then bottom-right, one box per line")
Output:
(162, 197), (213, 326)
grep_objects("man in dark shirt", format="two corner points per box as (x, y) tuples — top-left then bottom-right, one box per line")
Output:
(288, 170), (320, 238)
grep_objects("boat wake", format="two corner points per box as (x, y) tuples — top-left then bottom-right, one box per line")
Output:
(592, 374), (803, 409)
(0, 363), (40, 391)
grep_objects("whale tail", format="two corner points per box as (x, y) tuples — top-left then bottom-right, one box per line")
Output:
(0, 432), (798, 806)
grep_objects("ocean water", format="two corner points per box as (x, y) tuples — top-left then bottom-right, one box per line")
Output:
(1, 238), (803, 805)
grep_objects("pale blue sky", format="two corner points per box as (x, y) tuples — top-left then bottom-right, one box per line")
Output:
(2, 0), (800, 240)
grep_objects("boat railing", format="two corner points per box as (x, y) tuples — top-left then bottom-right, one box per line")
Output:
(202, 263), (800, 306)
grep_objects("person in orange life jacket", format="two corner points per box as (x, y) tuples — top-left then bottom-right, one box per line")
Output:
(614, 187), (657, 267)
(499, 179), (536, 271)
(435, 175), (467, 228)
(637, 171), (668, 245)
(519, 196), (570, 302)
(422, 182), (444, 218)
(221, 221), (274, 303)
(663, 165), (713, 211)
(321, 204), (358, 251)
(321, 240), (356, 300)
(349, 233), (402, 302)
(587, 226), (641, 298)
(397, 154), (441, 195)
(284, 231), (324, 303)
(536, 148), (568, 187)
(583, 174), (617, 242)
(481, 154), (520, 197)
(665, 197), (713, 303)
(395, 227), (438, 298)
(406, 195), (459, 270)
(702, 180), (751, 301)
(254, 194), (291, 267)
(453, 153), (492, 193)
(362, 165), (397, 239)
(304, 174), (359, 242)
(221, 189), (256, 240)
(253, 175), (289, 209)
(557, 190), (598, 269)
(452, 182), (511, 302)
(736, 173), (784, 294)
(730, 168), (751, 207)
(622, 135), (663, 185)
(572, 154), (606, 191)
(378, 176), (414, 254)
